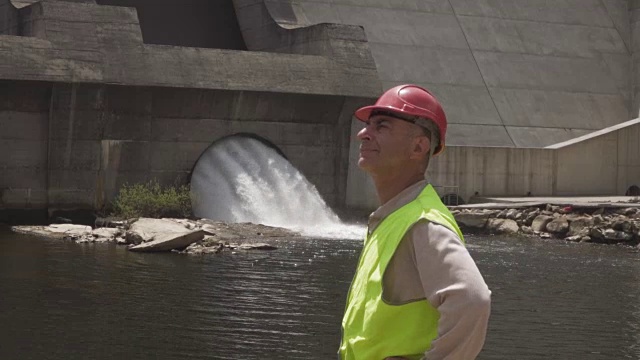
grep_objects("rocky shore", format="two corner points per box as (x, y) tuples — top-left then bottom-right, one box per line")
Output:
(11, 217), (299, 253)
(453, 204), (640, 246)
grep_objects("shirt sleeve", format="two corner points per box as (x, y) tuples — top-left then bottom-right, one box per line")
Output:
(410, 220), (492, 360)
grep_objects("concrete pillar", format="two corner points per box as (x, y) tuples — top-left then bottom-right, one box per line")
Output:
(631, 0), (640, 116)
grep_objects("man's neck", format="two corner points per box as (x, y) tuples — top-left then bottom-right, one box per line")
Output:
(371, 172), (425, 205)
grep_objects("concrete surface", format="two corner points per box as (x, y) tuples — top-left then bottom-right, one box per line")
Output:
(258, 0), (633, 147)
(1, 0), (639, 217)
(0, 0), (379, 217)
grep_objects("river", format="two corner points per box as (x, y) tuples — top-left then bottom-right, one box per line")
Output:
(1, 227), (639, 359)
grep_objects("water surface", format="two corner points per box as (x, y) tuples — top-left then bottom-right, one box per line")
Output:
(1, 228), (639, 359)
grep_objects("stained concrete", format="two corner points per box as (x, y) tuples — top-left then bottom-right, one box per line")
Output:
(257, 0), (633, 147)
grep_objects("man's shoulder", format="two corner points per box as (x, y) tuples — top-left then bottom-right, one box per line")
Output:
(408, 219), (464, 246)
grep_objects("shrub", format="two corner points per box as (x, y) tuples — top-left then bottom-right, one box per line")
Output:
(111, 180), (193, 219)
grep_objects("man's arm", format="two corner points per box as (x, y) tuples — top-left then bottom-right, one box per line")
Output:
(412, 221), (491, 360)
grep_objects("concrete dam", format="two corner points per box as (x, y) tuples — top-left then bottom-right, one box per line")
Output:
(1, 0), (639, 221)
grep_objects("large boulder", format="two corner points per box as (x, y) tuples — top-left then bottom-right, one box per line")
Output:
(487, 218), (519, 234)
(47, 224), (92, 237)
(531, 215), (553, 232)
(546, 218), (569, 234)
(455, 212), (491, 229)
(125, 218), (191, 245)
(567, 217), (594, 237)
(129, 229), (205, 252)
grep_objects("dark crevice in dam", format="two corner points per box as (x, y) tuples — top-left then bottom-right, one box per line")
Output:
(96, 0), (247, 50)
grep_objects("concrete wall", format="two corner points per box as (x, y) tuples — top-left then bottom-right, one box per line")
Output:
(554, 120), (640, 196)
(617, 121), (640, 191)
(0, 0), (380, 218)
(346, 117), (640, 209)
(0, 81), (50, 210)
(346, 143), (555, 209)
(259, 0), (632, 148)
(1, 81), (368, 214)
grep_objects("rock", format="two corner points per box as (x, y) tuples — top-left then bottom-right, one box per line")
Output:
(505, 209), (519, 220)
(497, 209), (508, 219)
(455, 212), (490, 229)
(567, 217), (594, 237)
(592, 208), (604, 215)
(183, 241), (224, 255)
(524, 209), (540, 226)
(129, 229), (205, 252)
(47, 224), (92, 236)
(593, 215), (605, 226)
(580, 236), (592, 243)
(546, 218), (569, 234)
(616, 208), (637, 216)
(237, 243), (278, 250)
(539, 232), (551, 239)
(531, 215), (554, 232)
(612, 220), (633, 233)
(486, 219), (519, 234)
(125, 218), (191, 244)
(565, 235), (582, 242)
(521, 226), (533, 235)
(116, 237), (127, 245)
(590, 228), (605, 240)
(603, 229), (634, 242)
(92, 227), (120, 242)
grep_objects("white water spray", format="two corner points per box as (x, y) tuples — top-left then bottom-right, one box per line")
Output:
(190, 136), (365, 239)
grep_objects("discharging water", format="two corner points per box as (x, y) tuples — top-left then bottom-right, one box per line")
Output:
(1, 229), (640, 359)
(190, 136), (363, 239)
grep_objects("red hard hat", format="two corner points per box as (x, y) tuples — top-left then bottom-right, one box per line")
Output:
(355, 84), (447, 155)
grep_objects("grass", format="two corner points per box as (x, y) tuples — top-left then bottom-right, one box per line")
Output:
(110, 180), (193, 220)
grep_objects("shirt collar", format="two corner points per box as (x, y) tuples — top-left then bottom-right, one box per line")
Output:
(368, 179), (428, 233)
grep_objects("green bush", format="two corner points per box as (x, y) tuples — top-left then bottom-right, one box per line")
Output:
(111, 180), (193, 219)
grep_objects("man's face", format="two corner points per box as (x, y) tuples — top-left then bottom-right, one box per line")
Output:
(357, 114), (427, 175)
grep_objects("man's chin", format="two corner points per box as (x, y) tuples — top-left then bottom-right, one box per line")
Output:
(357, 158), (374, 171)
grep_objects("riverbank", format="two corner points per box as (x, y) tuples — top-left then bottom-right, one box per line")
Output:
(10, 217), (300, 254)
(452, 202), (640, 246)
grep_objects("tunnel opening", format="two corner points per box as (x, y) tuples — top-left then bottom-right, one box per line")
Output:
(189, 134), (363, 239)
(96, 0), (247, 50)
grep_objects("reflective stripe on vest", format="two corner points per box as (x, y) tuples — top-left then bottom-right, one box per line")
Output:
(339, 184), (464, 360)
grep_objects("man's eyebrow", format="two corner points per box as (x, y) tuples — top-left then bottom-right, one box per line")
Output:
(368, 117), (391, 125)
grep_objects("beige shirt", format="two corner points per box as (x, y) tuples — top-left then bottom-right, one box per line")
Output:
(368, 180), (491, 360)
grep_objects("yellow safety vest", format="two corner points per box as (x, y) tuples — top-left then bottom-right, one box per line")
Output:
(340, 184), (464, 360)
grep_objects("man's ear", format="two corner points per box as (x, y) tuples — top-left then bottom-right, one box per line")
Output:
(410, 136), (430, 160)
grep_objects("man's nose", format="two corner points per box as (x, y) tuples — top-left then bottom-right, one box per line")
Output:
(357, 125), (372, 141)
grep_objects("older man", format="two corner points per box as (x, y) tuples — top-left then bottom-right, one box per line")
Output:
(339, 85), (491, 360)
